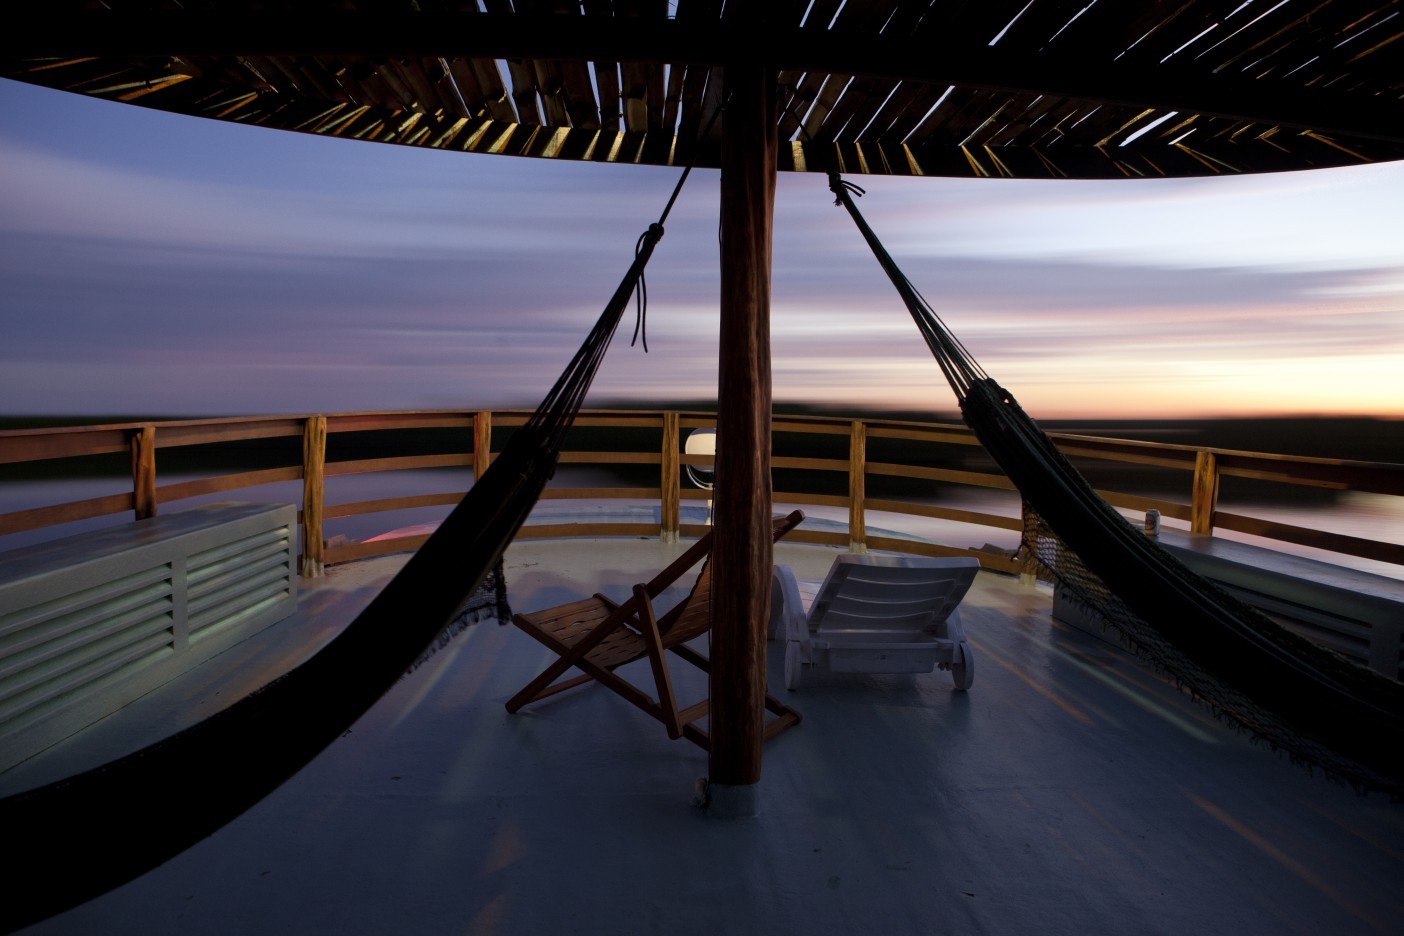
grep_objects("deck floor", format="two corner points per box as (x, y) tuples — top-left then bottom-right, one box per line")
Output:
(7, 536), (1402, 935)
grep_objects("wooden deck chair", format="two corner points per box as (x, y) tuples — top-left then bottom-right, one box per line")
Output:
(505, 510), (806, 749)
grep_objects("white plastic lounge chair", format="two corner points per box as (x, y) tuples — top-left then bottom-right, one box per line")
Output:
(772, 554), (979, 691)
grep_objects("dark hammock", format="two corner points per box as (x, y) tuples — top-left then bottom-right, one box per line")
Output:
(0, 211), (677, 933)
(828, 173), (1404, 798)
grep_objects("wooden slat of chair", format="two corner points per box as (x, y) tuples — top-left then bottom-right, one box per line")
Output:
(505, 511), (806, 746)
(505, 597), (648, 712)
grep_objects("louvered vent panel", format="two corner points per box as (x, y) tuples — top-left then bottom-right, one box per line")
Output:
(0, 568), (176, 731)
(187, 526), (296, 642)
(0, 503), (298, 771)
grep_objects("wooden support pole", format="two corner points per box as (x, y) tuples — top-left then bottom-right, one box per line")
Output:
(708, 60), (777, 808)
(131, 425), (157, 521)
(848, 419), (867, 553)
(1191, 449), (1219, 535)
(301, 415), (327, 577)
(661, 411), (680, 542)
(473, 410), (492, 482)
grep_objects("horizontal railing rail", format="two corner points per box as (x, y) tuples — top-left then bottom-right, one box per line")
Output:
(1, 410), (1400, 577)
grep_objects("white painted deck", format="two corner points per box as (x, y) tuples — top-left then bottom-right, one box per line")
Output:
(5, 534), (1402, 935)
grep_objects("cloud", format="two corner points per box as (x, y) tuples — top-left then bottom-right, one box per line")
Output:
(810, 161), (1404, 272)
(2, 77), (1401, 419)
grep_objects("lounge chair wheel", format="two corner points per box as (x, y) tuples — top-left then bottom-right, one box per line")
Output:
(951, 641), (974, 691)
(784, 640), (803, 691)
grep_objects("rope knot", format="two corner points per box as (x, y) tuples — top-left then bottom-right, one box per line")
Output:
(827, 172), (866, 204)
(631, 225), (662, 352)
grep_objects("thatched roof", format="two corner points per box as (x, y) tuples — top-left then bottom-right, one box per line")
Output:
(5, 1), (1402, 179)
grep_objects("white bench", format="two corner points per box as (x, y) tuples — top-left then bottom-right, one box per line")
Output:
(1053, 528), (1404, 681)
(0, 502), (298, 772)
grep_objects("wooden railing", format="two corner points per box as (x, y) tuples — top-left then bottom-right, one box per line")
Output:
(1, 410), (1400, 578)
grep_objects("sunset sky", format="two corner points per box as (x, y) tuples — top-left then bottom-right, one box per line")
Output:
(2, 76), (1402, 421)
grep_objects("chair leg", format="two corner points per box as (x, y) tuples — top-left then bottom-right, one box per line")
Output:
(634, 583), (684, 739)
(505, 671), (596, 710)
(665, 642), (802, 746)
(762, 694), (803, 740)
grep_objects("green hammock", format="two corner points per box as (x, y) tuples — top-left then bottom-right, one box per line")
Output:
(828, 173), (1404, 798)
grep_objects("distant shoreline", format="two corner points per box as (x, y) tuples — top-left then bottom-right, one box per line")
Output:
(4, 410), (1398, 463)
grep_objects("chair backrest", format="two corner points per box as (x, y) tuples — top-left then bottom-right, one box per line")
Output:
(806, 555), (978, 637)
(656, 510), (805, 645)
(683, 429), (717, 490)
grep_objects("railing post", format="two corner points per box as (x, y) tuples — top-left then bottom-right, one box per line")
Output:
(301, 415), (326, 577)
(1191, 449), (1219, 535)
(661, 411), (680, 542)
(848, 419), (867, 553)
(473, 410), (492, 482)
(130, 425), (157, 521)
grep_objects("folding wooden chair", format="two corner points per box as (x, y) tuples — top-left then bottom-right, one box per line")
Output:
(505, 510), (805, 749)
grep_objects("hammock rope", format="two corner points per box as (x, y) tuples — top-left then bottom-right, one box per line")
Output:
(827, 171), (1404, 798)
(0, 124), (717, 932)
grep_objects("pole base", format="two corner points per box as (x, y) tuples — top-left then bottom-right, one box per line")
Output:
(696, 778), (760, 819)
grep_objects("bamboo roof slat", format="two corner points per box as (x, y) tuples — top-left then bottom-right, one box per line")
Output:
(984, 0), (1106, 56)
(774, 67), (807, 131)
(800, 0), (848, 32)
(416, 57), (464, 116)
(556, 57), (602, 129)
(913, 0), (1036, 47)
(803, 0), (903, 143)
(662, 60), (685, 135)
(618, 60), (651, 132)
(618, 0), (667, 132)
(646, 61), (667, 130)
(579, 0), (620, 133)
(467, 57), (517, 123)
(593, 61), (623, 132)
(291, 56), (347, 104)
(778, 71), (820, 141)
(989, 92), (1071, 148)
(4, 1), (1401, 178)
(387, 58), (438, 115)
(1178, 1), (1364, 76)
(349, 61), (400, 111)
(374, 59), (423, 113)
(825, 76), (903, 142)
(907, 86), (1003, 146)
(675, 63), (713, 158)
(503, 56), (544, 126)
(1052, 0), (1200, 62)
(260, 54), (318, 99)
(800, 73), (854, 142)
(322, 58), (371, 109)
(1112, 0), (1250, 68)
(443, 56), (486, 119)
(673, 0), (720, 152)
(830, 0), (906, 34)
(534, 59), (573, 127)
(870, 81), (947, 144)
